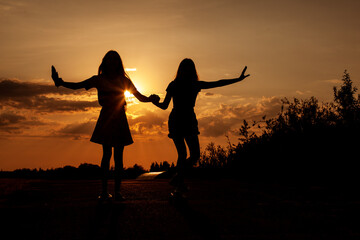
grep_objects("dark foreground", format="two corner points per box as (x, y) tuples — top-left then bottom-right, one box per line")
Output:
(0, 178), (359, 240)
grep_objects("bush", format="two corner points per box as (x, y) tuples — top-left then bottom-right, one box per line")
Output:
(199, 70), (360, 181)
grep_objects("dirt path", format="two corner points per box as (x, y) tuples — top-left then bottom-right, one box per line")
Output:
(0, 178), (358, 239)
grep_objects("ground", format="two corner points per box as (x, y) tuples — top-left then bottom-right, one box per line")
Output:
(0, 178), (359, 240)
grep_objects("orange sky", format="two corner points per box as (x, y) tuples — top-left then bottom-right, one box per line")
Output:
(1, 0), (360, 170)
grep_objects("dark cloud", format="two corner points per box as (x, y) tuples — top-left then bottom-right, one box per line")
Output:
(0, 111), (46, 133)
(0, 79), (93, 98)
(0, 112), (26, 126)
(0, 79), (99, 112)
(3, 95), (99, 112)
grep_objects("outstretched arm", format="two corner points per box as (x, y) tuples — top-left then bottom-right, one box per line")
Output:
(199, 66), (250, 90)
(51, 65), (91, 90)
(152, 92), (171, 110)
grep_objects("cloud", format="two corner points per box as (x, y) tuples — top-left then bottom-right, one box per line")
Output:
(55, 120), (96, 140)
(198, 96), (282, 137)
(199, 92), (223, 98)
(3, 95), (99, 113)
(0, 79), (88, 98)
(0, 79), (284, 141)
(53, 109), (168, 140)
(0, 79), (98, 113)
(0, 79), (169, 139)
(322, 79), (342, 84)
(0, 111), (25, 126)
(128, 110), (167, 136)
(0, 111), (46, 133)
(0, 1), (25, 12)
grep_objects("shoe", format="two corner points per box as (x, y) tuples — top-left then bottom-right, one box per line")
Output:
(114, 192), (126, 201)
(98, 193), (112, 201)
(169, 189), (187, 205)
(185, 158), (197, 168)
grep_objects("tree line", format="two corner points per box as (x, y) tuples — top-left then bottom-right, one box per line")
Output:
(0, 163), (146, 179)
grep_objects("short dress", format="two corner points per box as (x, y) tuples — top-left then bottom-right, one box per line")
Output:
(166, 80), (201, 139)
(83, 75), (137, 146)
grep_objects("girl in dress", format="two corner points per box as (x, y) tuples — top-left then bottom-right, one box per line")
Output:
(51, 50), (159, 201)
(152, 58), (249, 198)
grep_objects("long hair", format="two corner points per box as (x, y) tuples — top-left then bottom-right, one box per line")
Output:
(174, 58), (199, 83)
(98, 50), (129, 79)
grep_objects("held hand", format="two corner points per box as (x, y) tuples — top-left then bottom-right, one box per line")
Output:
(51, 65), (63, 87)
(149, 94), (160, 103)
(239, 66), (250, 81)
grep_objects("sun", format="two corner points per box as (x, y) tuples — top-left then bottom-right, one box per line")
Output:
(124, 90), (132, 98)
(124, 90), (136, 104)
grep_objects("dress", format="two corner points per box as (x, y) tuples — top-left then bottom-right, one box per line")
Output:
(166, 80), (201, 139)
(83, 75), (136, 146)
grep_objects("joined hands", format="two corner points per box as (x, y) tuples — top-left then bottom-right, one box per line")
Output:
(149, 94), (160, 103)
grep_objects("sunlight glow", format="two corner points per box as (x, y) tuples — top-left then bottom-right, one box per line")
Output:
(124, 90), (136, 104)
(125, 90), (134, 98)
(125, 68), (137, 72)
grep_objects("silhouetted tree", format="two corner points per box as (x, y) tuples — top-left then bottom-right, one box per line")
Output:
(123, 164), (146, 179)
(333, 70), (360, 125)
(199, 142), (228, 168)
(78, 163), (101, 179)
(150, 161), (175, 172)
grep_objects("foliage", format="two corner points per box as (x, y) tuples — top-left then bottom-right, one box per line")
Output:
(199, 70), (360, 179)
(122, 164), (146, 179)
(150, 161), (175, 172)
(333, 70), (360, 125)
(198, 141), (232, 168)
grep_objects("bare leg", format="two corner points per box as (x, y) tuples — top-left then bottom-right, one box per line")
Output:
(101, 144), (112, 195)
(185, 135), (200, 167)
(171, 137), (187, 188)
(114, 145), (124, 194)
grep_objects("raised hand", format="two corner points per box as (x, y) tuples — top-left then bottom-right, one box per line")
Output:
(149, 94), (160, 103)
(51, 65), (64, 87)
(239, 66), (250, 81)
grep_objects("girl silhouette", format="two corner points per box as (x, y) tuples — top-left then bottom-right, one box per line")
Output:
(152, 58), (249, 199)
(51, 50), (159, 201)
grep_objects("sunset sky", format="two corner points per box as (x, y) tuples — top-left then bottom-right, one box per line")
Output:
(1, 0), (360, 171)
